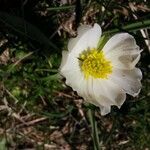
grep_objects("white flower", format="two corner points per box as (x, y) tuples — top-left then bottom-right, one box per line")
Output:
(60, 23), (142, 115)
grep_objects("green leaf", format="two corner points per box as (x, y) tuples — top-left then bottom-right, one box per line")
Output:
(0, 138), (7, 150)
(41, 106), (73, 119)
(0, 12), (57, 50)
(40, 73), (60, 81)
(104, 19), (150, 34)
(47, 5), (75, 11)
(97, 35), (110, 50)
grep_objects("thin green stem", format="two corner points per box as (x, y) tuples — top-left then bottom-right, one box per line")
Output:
(47, 5), (75, 11)
(11, 52), (34, 68)
(40, 73), (61, 81)
(4, 88), (19, 103)
(104, 19), (150, 35)
(88, 109), (101, 150)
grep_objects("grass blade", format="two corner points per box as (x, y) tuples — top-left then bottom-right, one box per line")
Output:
(0, 12), (57, 50)
(47, 5), (75, 11)
(88, 109), (101, 150)
(104, 19), (150, 34)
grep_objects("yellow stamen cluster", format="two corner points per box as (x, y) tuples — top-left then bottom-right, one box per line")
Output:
(79, 49), (112, 79)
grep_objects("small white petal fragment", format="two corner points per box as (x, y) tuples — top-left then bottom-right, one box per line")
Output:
(60, 23), (142, 116)
(99, 105), (111, 116)
(59, 50), (68, 70)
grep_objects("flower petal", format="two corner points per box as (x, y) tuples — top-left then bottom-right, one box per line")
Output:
(92, 79), (126, 108)
(99, 105), (111, 116)
(61, 66), (93, 101)
(106, 49), (141, 70)
(103, 33), (141, 70)
(59, 50), (69, 71)
(68, 25), (92, 51)
(68, 23), (102, 56)
(65, 71), (84, 92)
(110, 68), (142, 97)
(63, 75), (113, 115)
(103, 33), (139, 54)
(76, 78), (126, 115)
(60, 51), (80, 77)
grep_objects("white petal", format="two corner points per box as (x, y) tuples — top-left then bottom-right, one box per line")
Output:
(82, 77), (106, 106)
(59, 50), (68, 71)
(69, 78), (112, 116)
(106, 50), (141, 70)
(104, 33), (141, 70)
(78, 78), (126, 110)
(60, 52), (80, 77)
(106, 49), (141, 70)
(92, 80), (116, 106)
(65, 70), (85, 92)
(99, 105), (111, 116)
(63, 72), (100, 109)
(68, 25), (92, 51)
(110, 68), (142, 97)
(61, 66), (92, 100)
(68, 23), (102, 56)
(92, 79), (126, 108)
(74, 77), (100, 106)
(103, 33), (138, 54)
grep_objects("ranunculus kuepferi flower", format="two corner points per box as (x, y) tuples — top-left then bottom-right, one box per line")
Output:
(60, 23), (142, 115)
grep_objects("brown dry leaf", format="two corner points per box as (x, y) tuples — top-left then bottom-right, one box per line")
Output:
(60, 0), (74, 5)
(50, 130), (71, 150)
(59, 13), (77, 37)
(50, 122), (72, 150)
(113, 7), (129, 17)
(0, 38), (8, 47)
(19, 126), (46, 144)
(129, 2), (150, 12)
(0, 48), (10, 65)
(76, 144), (88, 150)
(82, 6), (99, 25)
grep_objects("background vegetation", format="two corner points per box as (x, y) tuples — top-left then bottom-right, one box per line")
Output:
(0, 0), (150, 149)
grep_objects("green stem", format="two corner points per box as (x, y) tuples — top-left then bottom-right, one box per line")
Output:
(47, 5), (75, 11)
(40, 73), (61, 81)
(88, 109), (101, 150)
(104, 19), (150, 35)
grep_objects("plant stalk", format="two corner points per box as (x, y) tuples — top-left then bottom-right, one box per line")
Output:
(88, 109), (101, 150)
(104, 19), (150, 35)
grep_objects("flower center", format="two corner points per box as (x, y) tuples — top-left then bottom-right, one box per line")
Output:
(79, 49), (112, 79)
